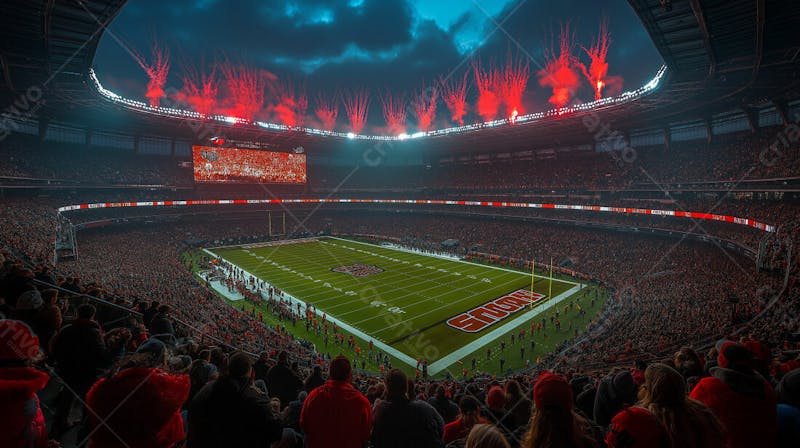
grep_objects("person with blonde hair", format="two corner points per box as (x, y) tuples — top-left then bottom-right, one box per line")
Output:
(606, 363), (724, 448)
(466, 424), (510, 448)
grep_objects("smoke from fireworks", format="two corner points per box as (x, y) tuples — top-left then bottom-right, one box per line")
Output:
(270, 79), (308, 127)
(412, 82), (438, 132)
(579, 19), (622, 100)
(538, 24), (580, 108)
(314, 92), (339, 131)
(343, 88), (370, 134)
(473, 60), (500, 122)
(440, 71), (469, 126)
(496, 51), (531, 120)
(219, 63), (273, 121)
(133, 42), (170, 108)
(181, 63), (217, 116)
(380, 91), (408, 135)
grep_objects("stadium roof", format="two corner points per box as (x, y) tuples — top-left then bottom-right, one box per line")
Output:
(1, 0), (799, 156)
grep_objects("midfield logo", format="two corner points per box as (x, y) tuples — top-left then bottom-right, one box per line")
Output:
(446, 289), (546, 333)
(332, 264), (384, 277)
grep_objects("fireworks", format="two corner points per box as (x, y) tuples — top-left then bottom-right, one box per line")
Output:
(132, 42), (170, 108)
(496, 51), (531, 120)
(314, 92), (339, 131)
(270, 79), (308, 127)
(343, 88), (370, 134)
(380, 91), (408, 135)
(219, 63), (272, 121)
(473, 59), (500, 122)
(181, 63), (217, 116)
(411, 82), (438, 132)
(538, 24), (580, 108)
(440, 71), (469, 126)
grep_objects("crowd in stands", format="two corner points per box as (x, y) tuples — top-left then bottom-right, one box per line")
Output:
(0, 122), (799, 446)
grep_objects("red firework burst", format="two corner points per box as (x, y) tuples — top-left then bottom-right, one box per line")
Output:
(472, 59), (501, 122)
(380, 91), (408, 135)
(411, 82), (438, 132)
(219, 63), (271, 121)
(270, 79), (308, 127)
(440, 71), (468, 126)
(133, 42), (170, 108)
(314, 92), (339, 131)
(497, 50), (531, 120)
(343, 88), (370, 134)
(181, 63), (217, 116)
(580, 19), (611, 100)
(538, 24), (580, 108)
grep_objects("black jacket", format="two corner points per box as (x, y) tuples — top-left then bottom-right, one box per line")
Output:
(187, 376), (283, 448)
(267, 361), (303, 407)
(52, 319), (109, 388)
(372, 397), (444, 448)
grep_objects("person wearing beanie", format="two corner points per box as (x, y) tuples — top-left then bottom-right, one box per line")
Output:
(593, 370), (638, 429)
(187, 351), (283, 448)
(371, 368), (444, 448)
(0, 320), (51, 448)
(690, 342), (777, 448)
(521, 372), (601, 448)
(606, 363), (723, 448)
(443, 395), (489, 445)
(775, 368), (800, 448)
(85, 363), (190, 448)
(300, 355), (372, 448)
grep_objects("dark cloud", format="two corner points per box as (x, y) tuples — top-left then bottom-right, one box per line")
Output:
(93, 0), (663, 127)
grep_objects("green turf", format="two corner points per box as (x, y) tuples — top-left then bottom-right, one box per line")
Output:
(207, 237), (581, 372)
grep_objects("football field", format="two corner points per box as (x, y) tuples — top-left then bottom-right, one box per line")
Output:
(205, 237), (583, 374)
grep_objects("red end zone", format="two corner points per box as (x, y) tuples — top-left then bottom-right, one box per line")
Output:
(446, 289), (546, 333)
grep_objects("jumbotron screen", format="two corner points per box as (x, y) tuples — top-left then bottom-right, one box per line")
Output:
(192, 146), (307, 184)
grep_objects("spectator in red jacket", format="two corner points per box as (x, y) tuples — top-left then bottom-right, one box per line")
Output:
(300, 355), (372, 448)
(0, 319), (50, 448)
(690, 342), (778, 448)
(606, 363), (723, 448)
(85, 354), (190, 448)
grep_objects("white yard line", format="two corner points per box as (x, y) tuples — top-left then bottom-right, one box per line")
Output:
(204, 238), (587, 373)
(426, 284), (583, 375)
(203, 248), (419, 368)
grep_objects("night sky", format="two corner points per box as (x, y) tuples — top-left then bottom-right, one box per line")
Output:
(93, 0), (664, 129)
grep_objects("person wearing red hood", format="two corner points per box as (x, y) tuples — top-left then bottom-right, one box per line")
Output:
(300, 355), (372, 448)
(0, 319), (50, 448)
(690, 342), (777, 448)
(85, 346), (190, 448)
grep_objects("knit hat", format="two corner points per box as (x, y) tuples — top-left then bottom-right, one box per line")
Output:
(330, 355), (352, 381)
(718, 342), (753, 370)
(612, 371), (637, 402)
(136, 337), (167, 359)
(86, 367), (190, 448)
(776, 368), (800, 408)
(486, 386), (505, 409)
(15, 290), (43, 311)
(0, 319), (40, 361)
(534, 372), (573, 411)
(606, 406), (667, 448)
(743, 340), (771, 364)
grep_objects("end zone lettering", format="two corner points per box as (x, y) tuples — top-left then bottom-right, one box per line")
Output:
(447, 289), (546, 333)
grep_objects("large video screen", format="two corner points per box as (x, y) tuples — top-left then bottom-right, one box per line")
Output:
(192, 146), (307, 184)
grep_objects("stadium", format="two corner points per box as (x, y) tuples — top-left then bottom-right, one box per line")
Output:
(0, 0), (798, 447)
